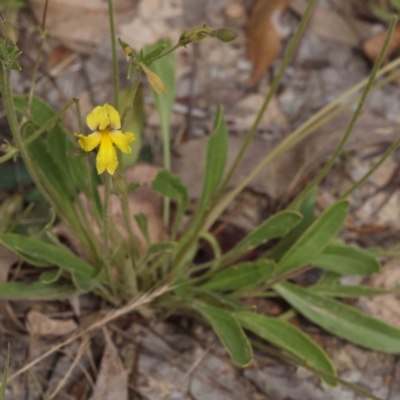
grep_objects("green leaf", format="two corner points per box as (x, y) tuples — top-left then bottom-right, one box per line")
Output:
(0, 282), (77, 300)
(147, 241), (176, 256)
(236, 211), (302, 252)
(201, 260), (276, 291)
(143, 44), (167, 62)
(308, 284), (400, 298)
(193, 301), (253, 366)
(134, 214), (150, 245)
(152, 169), (189, 224)
(0, 345), (9, 400)
(311, 242), (380, 275)
(236, 311), (336, 387)
(196, 106), (228, 218)
(40, 269), (62, 284)
(193, 289), (251, 311)
(275, 282), (400, 353)
(0, 234), (98, 280)
(278, 201), (349, 273)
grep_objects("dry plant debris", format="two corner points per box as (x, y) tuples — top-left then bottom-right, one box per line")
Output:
(246, 0), (288, 84)
(26, 310), (78, 337)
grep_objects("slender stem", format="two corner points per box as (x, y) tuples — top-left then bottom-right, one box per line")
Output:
(102, 174), (115, 291)
(108, 0), (119, 111)
(121, 67), (141, 127)
(341, 138), (400, 199)
(146, 43), (180, 64)
(213, 0), (316, 206)
(27, 0), (49, 113)
(288, 16), (398, 209)
(202, 65), (400, 232)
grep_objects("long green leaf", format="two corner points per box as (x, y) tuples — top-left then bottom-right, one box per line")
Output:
(308, 284), (400, 298)
(311, 242), (380, 275)
(0, 234), (97, 280)
(0, 282), (77, 300)
(275, 282), (400, 353)
(193, 301), (253, 366)
(201, 260), (275, 291)
(236, 311), (336, 387)
(195, 106), (229, 217)
(278, 201), (349, 273)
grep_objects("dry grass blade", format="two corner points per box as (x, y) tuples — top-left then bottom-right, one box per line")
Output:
(47, 337), (89, 400)
(5, 286), (170, 385)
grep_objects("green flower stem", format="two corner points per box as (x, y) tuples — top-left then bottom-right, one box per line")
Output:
(121, 67), (141, 128)
(27, 0), (49, 113)
(120, 194), (139, 293)
(288, 16), (398, 209)
(341, 138), (400, 200)
(108, 0), (119, 111)
(146, 42), (181, 64)
(102, 174), (116, 292)
(212, 0), (316, 206)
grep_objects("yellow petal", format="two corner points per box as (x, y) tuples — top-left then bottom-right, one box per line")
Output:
(109, 130), (135, 154)
(74, 132), (101, 152)
(86, 106), (103, 131)
(96, 133), (118, 175)
(96, 103), (121, 131)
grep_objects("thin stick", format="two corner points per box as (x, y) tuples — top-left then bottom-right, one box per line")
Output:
(5, 286), (170, 385)
(121, 68), (141, 128)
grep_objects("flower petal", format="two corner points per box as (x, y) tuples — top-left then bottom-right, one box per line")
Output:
(104, 103), (121, 130)
(109, 131), (135, 154)
(96, 133), (118, 175)
(74, 132), (101, 152)
(86, 106), (103, 131)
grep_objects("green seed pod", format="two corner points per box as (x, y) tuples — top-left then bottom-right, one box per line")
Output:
(179, 25), (211, 46)
(112, 171), (128, 195)
(210, 28), (238, 42)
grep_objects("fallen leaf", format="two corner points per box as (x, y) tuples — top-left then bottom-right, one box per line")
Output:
(0, 245), (18, 283)
(90, 329), (128, 400)
(247, 0), (288, 84)
(363, 25), (400, 64)
(27, 310), (78, 336)
(289, 0), (361, 48)
(28, 0), (136, 53)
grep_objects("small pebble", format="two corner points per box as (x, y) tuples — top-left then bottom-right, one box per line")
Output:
(223, 3), (245, 19)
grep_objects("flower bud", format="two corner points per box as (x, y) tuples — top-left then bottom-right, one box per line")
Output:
(210, 28), (238, 42)
(118, 37), (133, 60)
(0, 21), (17, 44)
(179, 24), (211, 46)
(140, 63), (167, 95)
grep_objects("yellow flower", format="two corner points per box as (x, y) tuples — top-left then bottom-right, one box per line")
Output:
(74, 104), (135, 175)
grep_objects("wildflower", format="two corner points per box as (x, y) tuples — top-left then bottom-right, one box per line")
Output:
(74, 104), (135, 175)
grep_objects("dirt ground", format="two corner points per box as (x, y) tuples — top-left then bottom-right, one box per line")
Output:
(2, 0), (400, 399)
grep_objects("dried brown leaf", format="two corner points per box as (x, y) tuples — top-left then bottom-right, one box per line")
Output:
(27, 310), (78, 337)
(89, 330), (128, 400)
(363, 25), (400, 64)
(247, 0), (288, 85)
(0, 245), (18, 283)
